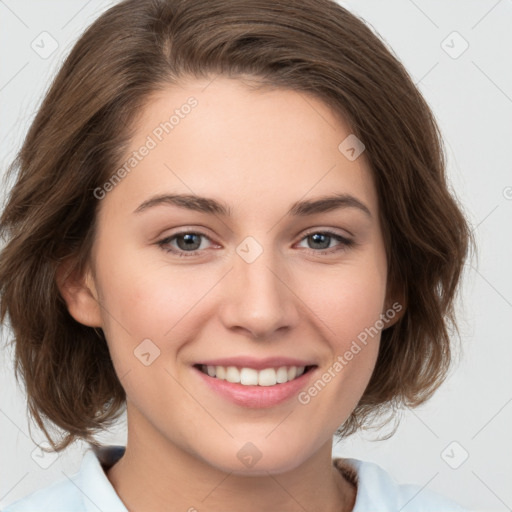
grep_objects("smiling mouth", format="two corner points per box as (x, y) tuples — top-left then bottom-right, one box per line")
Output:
(194, 364), (316, 386)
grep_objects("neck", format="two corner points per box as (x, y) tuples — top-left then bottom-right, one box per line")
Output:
(106, 408), (356, 512)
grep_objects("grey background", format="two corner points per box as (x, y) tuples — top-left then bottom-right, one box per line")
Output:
(1, 1), (511, 510)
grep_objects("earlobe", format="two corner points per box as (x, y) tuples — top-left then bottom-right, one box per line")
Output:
(383, 283), (407, 329)
(56, 258), (103, 328)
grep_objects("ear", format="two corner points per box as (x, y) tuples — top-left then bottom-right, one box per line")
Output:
(56, 257), (103, 328)
(382, 280), (407, 329)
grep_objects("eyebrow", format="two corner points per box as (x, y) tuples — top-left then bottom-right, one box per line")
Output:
(132, 193), (372, 219)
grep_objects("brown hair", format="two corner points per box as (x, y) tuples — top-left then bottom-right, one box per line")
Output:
(0, 0), (475, 451)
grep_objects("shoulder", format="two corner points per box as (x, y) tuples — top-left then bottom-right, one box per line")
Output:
(2, 446), (127, 512)
(2, 473), (84, 512)
(334, 457), (470, 512)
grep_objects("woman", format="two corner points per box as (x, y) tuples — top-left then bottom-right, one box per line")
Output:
(0, 0), (474, 510)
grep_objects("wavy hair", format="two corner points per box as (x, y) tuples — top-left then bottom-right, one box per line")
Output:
(0, 0), (476, 451)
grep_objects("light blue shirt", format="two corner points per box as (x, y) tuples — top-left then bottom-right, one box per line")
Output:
(2, 445), (469, 511)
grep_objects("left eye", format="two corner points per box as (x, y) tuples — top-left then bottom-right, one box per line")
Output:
(156, 230), (354, 257)
(297, 231), (354, 254)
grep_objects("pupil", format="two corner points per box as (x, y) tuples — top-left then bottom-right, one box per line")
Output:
(178, 233), (201, 251)
(310, 233), (329, 249)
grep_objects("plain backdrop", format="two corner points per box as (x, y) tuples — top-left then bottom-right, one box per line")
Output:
(0, 1), (511, 511)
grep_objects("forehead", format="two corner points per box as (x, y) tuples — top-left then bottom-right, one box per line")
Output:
(99, 76), (378, 222)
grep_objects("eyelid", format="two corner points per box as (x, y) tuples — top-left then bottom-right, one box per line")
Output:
(300, 226), (353, 240)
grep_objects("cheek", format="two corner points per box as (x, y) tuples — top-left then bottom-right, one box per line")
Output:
(297, 285), (383, 436)
(96, 243), (209, 337)
(301, 259), (386, 397)
(304, 259), (387, 343)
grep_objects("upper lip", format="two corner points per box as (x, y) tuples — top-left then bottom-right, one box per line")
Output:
(194, 356), (317, 371)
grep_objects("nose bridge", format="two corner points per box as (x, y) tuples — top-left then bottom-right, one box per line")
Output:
(219, 235), (299, 338)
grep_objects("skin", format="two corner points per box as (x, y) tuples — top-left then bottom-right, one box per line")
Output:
(58, 76), (403, 512)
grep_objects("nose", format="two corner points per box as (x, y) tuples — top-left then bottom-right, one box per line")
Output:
(218, 245), (300, 340)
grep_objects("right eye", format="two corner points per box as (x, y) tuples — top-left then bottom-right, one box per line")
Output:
(156, 231), (215, 257)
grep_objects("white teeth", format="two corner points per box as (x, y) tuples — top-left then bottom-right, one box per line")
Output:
(200, 364), (310, 386)
(258, 368), (277, 386)
(225, 366), (240, 383)
(276, 366), (288, 383)
(216, 366), (226, 380)
(240, 368), (259, 385)
(287, 366), (297, 380)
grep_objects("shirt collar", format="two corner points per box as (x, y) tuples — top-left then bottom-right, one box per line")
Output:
(334, 457), (398, 510)
(75, 445), (128, 511)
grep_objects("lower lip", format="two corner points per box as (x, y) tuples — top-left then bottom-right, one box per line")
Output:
(194, 366), (316, 408)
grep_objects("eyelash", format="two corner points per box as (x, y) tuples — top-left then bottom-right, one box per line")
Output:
(156, 229), (355, 258)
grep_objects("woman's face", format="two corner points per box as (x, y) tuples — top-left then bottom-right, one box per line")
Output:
(71, 76), (395, 473)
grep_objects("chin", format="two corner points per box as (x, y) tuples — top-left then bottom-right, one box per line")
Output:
(197, 440), (312, 476)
